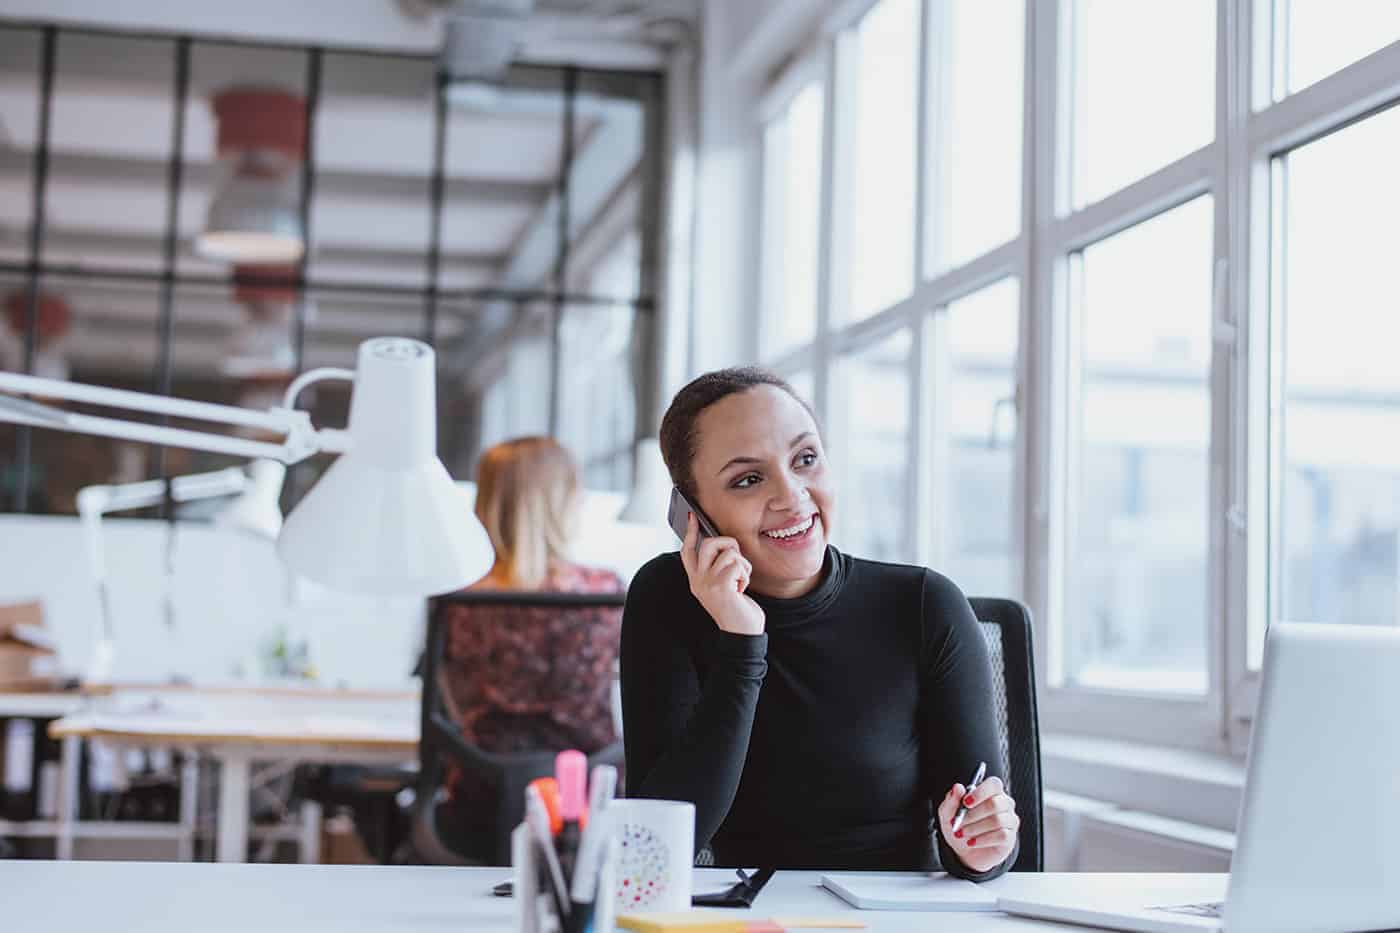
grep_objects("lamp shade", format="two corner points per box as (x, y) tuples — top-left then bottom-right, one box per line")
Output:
(195, 170), (305, 263)
(276, 338), (494, 597)
(196, 88), (306, 264)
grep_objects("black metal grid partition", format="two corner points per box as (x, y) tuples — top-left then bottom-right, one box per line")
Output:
(0, 20), (662, 514)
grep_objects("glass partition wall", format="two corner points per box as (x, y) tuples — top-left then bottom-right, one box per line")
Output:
(0, 23), (661, 515)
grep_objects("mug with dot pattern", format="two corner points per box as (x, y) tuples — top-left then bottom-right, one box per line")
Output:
(606, 799), (695, 914)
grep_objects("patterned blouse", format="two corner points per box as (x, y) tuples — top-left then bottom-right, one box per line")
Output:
(441, 562), (624, 800)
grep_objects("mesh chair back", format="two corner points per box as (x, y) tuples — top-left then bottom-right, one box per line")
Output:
(415, 590), (625, 865)
(969, 597), (1043, 872)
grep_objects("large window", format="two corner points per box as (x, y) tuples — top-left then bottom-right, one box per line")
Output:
(1271, 0), (1400, 99)
(832, 329), (913, 563)
(844, 0), (918, 321)
(942, 279), (1020, 598)
(753, 0), (1400, 752)
(1070, 0), (1215, 206)
(760, 79), (824, 358)
(1067, 198), (1213, 693)
(930, 0), (1025, 271)
(1262, 104), (1400, 665)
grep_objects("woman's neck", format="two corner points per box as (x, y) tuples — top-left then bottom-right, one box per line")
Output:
(476, 559), (562, 591)
(748, 567), (825, 601)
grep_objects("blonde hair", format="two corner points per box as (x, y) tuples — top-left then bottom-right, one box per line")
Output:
(474, 436), (581, 589)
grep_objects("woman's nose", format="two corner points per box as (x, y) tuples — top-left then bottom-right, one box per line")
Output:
(769, 471), (809, 511)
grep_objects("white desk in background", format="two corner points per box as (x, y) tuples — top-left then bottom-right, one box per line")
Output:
(0, 690), (91, 845)
(0, 691), (88, 719)
(45, 684), (418, 863)
(0, 862), (1228, 933)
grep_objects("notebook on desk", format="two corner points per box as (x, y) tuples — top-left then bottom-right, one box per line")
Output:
(819, 873), (997, 911)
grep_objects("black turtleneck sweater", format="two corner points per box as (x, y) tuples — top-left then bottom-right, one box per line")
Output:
(619, 546), (1014, 880)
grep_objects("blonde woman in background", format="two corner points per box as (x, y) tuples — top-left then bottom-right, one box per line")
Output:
(436, 437), (623, 861)
(471, 436), (617, 593)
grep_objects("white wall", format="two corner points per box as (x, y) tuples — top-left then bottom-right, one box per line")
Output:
(0, 515), (421, 688)
(685, 0), (839, 375)
(688, 0), (761, 373)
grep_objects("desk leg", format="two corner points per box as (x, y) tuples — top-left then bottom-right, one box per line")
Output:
(178, 753), (198, 862)
(56, 735), (80, 860)
(216, 752), (251, 863)
(299, 799), (323, 864)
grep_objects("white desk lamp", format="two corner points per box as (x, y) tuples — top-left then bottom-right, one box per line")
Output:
(76, 461), (287, 683)
(1, 337), (494, 602)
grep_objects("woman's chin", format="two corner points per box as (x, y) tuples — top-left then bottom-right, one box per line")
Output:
(750, 526), (828, 593)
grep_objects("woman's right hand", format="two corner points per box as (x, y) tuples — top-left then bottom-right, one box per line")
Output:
(680, 511), (766, 636)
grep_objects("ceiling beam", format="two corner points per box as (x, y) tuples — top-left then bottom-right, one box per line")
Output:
(0, 148), (551, 206)
(17, 228), (501, 281)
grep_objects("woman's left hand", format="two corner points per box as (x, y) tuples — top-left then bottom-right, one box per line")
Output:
(936, 776), (1019, 874)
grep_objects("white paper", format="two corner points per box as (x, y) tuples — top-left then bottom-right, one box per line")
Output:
(820, 872), (999, 911)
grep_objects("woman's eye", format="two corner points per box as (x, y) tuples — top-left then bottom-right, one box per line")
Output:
(796, 450), (819, 468)
(733, 473), (760, 489)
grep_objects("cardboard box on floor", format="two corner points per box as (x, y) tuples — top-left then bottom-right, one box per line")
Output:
(0, 600), (59, 688)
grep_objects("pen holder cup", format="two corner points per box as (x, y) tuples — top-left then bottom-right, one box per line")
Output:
(512, 821), (618, 933)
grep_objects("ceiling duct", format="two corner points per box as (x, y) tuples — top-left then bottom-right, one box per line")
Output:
(440, 0), (537, 85)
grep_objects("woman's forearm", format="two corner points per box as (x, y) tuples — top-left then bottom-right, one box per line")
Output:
(623, 631), (767, 851)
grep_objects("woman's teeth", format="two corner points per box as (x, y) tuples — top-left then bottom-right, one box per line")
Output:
(763, 515), (815, 539)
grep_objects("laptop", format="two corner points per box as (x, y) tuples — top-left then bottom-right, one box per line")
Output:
(999, 623), (1400, 933)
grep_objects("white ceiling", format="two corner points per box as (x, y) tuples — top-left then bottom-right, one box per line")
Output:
(0, 4), (659, 381)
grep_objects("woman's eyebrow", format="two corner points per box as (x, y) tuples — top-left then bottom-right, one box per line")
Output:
(716, 433), (815, 475)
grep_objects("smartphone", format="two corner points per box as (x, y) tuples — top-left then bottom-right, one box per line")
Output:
(668, 486), (719, 541)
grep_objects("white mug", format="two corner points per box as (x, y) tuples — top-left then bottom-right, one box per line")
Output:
(605, 799), (695, 913)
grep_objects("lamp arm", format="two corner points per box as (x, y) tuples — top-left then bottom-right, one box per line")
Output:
(76, 467), (251, 518)
(0, 370), (349, 463)
(76, 465), (258, 653)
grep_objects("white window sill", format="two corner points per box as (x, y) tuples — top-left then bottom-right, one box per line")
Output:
(1041, 732), (1245, 833)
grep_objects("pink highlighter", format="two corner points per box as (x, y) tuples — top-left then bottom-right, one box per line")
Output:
(554, 750), (588, 882)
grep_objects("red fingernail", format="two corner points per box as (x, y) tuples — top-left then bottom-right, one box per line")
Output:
(968, 837), (977, 847)
(964, 794), (976, 806)
(953, 829), (963, 839)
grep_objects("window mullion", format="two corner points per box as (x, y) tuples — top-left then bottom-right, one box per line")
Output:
(1206, 0), (1238, 745)
(908, 0), (935, 564)
(1025, 0), (1069, 693)
(813, 35), (850, 428)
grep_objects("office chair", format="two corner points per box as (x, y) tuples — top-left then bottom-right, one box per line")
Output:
(968, 597), (1043, 872)
(412, 590), (625, 866)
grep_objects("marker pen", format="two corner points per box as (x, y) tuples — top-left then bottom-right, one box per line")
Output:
(567, 764), (618, 933)
(555, 750), (587, 882)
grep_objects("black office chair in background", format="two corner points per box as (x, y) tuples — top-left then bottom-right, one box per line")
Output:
(412, 590), (626, 866)
(968, 596), (1043, 872)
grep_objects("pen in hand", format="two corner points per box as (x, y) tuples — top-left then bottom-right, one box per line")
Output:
(949, 761), (987, 835)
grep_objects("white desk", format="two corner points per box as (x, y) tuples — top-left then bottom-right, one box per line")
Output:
(46, 686), (418, 863)
(0, 691), (90, 844)
(0, 862), (1227, 933)
(0, 691), (88, 719)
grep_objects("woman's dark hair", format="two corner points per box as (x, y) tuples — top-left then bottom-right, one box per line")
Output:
(658, 367), (815, 500)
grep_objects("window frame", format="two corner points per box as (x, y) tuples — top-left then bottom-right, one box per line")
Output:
(756, 50), (827, 362)
(749, 0), (1400, 755)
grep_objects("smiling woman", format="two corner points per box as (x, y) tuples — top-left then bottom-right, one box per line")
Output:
(620, 367), (1021, 877)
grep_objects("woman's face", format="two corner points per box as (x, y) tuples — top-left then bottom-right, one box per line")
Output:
(690, 385), (834, 599)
